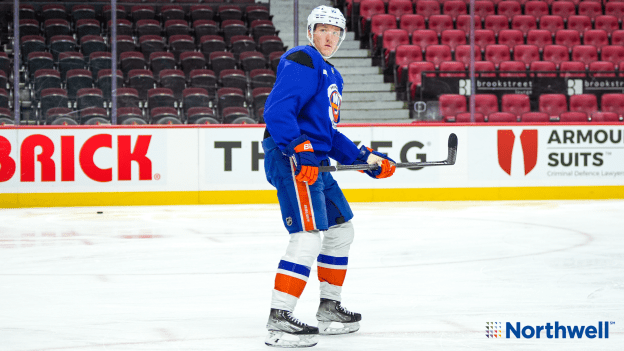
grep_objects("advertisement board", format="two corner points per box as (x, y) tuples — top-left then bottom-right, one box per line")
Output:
(1, 124), (623, 207)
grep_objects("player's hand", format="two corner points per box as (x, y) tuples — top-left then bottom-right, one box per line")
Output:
(286, 135), (320, 185)
(355, 146), (396, 179)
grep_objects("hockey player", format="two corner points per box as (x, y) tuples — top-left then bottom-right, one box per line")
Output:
(261, 6), (396, 348)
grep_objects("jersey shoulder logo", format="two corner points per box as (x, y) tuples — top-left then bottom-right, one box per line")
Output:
(327, 84), (341, 129)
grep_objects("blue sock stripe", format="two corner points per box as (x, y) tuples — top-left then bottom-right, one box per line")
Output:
(278, 260), (311, 277)
(317, 254), (348, 266)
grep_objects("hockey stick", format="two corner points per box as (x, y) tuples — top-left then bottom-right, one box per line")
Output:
(319, 133), (458, 172)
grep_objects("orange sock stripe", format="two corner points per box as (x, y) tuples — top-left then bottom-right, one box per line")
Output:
(274, 273), (307, 298)
(317, 266), (347, 287)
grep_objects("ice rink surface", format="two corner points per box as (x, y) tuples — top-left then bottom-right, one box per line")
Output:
(1, 200), (623, 351)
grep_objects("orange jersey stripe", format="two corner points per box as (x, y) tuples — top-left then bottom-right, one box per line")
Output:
(317, 266), (347, 287)
(295, 178), (315, 231)
(274, 273), (307, 298)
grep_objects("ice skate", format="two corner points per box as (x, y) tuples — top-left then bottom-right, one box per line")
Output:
(316, 298), (361, 335)
(265, 309), (319, 348)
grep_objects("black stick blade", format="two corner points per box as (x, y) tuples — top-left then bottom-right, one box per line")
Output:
(447, 133), (458, 165)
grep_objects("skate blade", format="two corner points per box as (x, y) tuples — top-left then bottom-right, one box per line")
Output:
(318, 321), (360, 335)
(265, 330), (319, 348)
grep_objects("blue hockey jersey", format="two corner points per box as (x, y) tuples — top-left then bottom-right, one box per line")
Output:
(263, 45), (360, 165)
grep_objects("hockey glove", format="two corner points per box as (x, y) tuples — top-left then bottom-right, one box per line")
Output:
(355, 146), (396, 179)
(286, 135), (320, 185)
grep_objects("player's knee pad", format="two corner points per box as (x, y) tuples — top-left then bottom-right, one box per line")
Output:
(321, 220), (354, 255)
(283, 230), (322, 267)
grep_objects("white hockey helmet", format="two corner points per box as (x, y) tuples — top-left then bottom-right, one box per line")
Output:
(307, 5), (347, 59)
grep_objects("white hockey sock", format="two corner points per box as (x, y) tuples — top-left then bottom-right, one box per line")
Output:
(271, 230), (321, 312)
(317, 221), (354, 301)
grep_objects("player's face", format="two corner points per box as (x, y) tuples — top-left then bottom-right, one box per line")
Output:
(312, 24), (342, 57)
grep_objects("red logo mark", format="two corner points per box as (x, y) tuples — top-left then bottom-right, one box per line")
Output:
(497, 130), (538, 176)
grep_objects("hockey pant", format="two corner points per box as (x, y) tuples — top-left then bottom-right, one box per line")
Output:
(263, 137), (355, 312)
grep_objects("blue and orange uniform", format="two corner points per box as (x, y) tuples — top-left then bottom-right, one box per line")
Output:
(262, 45), (359, 309)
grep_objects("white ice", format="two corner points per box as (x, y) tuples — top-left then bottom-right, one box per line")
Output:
(1, 200), (623, 350)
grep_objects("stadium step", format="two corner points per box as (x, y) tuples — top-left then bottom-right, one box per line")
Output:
(342, 91), (397, 101)
(341, 100), (405, 110)
(332, 49), (369, 58)
(341, 74), (384, 83)
(339, 66), (380, 74)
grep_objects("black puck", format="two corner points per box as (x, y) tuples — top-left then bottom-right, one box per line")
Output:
(97, 211), (103, 214)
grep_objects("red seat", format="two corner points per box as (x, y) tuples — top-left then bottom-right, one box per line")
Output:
(484, 15), (509, 35)
(454, 113), (486, 123)
(388, 0), (413, 19)
(605, 2), (624, 21)
(569, 94), (598, 116)
(475, 94), (499, 117)
(539, 94), (567, 118)
(560, 112), (589, 123)
(513, 45), (539, 68)
(488, 112), (517, 122)
(571, 45), (598, 67)
(601, 94), (624, 118)
(498, 29), (524, 49)
(475, 60), (497, 77)
(567, 16), (592, 36)
(524, 1), (549, 19)
(601, 46), (624, 69)
(583, 30), (609, 52)
(399, 14), (426, 34)
(439, 61), (466, 77)
(484, 44), (511, 68)
(474, 30), (496, 50)
(529, 61), (557, 77)
(415, 0), (440, 19)
(543, 45), (570, 68)
(511, 15), (536, 35)
(560, 61), (586, 78)
(555, 30), (581, 50)
(526, 30), (552, 52)
(428, 15), (453, 35)
(370, 14), (397, 51)
(442, 1), (466, 20)
(589, 61), (616, 77)
(497, 1), (521, 19)
(131, 5), (155, 22)
(595, 17), (618, 37)
(499, 61), (526, 77)
(475, 1), (495, 18)
(521, 112), (550, 123)
(383, 29), (410, 67)
(395, 45), (423, 88)
(440, 30), (466, 51)
(412, 30), (439, 50)
(425, 45), (452, 68)
(539, 15), (564, 35)
(359, 0), (386, 39)
(456, 15), (482, 33)
(408, 61), (436, 99)
(439, 94), (467, 117)
(591, 112), (621, 122)
(502, 94), (530, 118)
(578, 2), (602, 21)
(551, 2), (575, 20)
(455, 45), (482, 68)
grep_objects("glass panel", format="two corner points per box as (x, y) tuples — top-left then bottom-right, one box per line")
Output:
(17, 0), (112, 126)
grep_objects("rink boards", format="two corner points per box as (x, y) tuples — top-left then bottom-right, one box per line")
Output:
(1, 124), (623, 207)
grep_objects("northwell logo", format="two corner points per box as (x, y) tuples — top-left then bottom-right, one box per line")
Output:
(487, 322), (613, 339)
(497, 130), (538, 176)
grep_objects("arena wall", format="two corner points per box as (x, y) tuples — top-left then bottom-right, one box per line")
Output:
(1, 124), (623, 208)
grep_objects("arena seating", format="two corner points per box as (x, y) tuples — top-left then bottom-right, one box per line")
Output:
(339, 0), (624, 122)
(13, 1), (274, 125)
